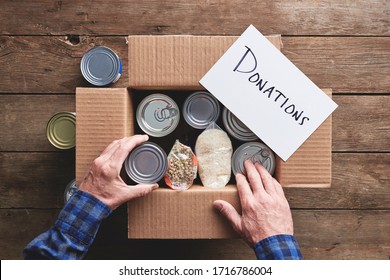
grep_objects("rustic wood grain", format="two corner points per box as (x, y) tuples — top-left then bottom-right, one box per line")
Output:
(1, 1), (389, 36)
(1, 95), (389, 152)
(0, 152), (75, 208)
(1, 209), (388, 259)
(0, 209), (60, 259)
(332, 96), (390, 152)
(0, 36), (128, 94)
(0, 36), (389, 94)
(0, 95), (75, 151)
(1, 152), (388, 209)
(283, 37), (390, 94)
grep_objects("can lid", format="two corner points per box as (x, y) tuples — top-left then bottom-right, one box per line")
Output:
(136, 94), (180, 137)
(46, 112), (76, 149)
(125, 142), (168, 184)
(222, 107), (258, 141)
(183, 91), (220, 129)
(232, 142), (275, 176)
(80, 46), (122, 86)
(64, 179), (78, 203)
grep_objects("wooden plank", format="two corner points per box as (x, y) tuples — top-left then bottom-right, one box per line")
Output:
(293, 210), (390, 260)
(0, 95), (75, 151)
(0, 209), (60, 259)
(1, 209), (388, 259)
(0, 36), (128, 94)
(0, 36), (388, 94)
(1, 1), (389, 36)
(0, 152), (388, 210)
(1, 95), (389, 152)
(283, 37), (390, 94)
(0, 152), (75, 208)
(333, 96), (390, 152)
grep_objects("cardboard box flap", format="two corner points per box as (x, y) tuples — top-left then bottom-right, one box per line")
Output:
(128, 35), (282, 89)
(275, 89), (333, 187)
(128, 185), (240, 239)
(75, 88), (133, 185)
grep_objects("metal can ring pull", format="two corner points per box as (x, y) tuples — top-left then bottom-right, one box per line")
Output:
(154, 105), (178, 122)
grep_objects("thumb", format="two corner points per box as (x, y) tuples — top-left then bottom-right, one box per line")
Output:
(213, 200), (242, 233)
(127, 183), (159, 200)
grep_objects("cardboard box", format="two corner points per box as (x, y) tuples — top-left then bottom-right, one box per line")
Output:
(75, 35), (333, 239)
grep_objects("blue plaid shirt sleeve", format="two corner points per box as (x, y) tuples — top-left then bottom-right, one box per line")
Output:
(23, 190), (112, 260)
(254, 234), (303, 260)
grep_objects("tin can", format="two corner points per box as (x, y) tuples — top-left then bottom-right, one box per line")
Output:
(124, 142), (168, 184)
(232, 142), (276, 176)
(64, 179), (78, 203)
(136, 94), (180, 137)
(46, 112), (76, 149)
(182, 91), (220, 129)
(222, 107), (258, 141)
(80, 46), (122, 86)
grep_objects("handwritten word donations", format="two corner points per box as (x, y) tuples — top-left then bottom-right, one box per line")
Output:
(233, 46), (309, 126)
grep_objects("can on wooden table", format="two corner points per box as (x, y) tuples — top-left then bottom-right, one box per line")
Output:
(46, 112), (76, 149)
(80, 46), (122, 86)
(124, 142), (168, 184)
(64, 179), (78, 203)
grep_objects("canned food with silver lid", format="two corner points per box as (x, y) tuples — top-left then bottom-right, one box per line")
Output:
(136, 94), (180, 137)
(64, 179), (78, 203)
(182, 91), (220, 129)
(232, 142), (276, 176)
(80, 46), (122, 86)
(222, 107), (258, 141)
(46, 112), (76, 149)
(124, 142), (168, 184)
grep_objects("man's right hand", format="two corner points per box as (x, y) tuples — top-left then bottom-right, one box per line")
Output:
(213, 160), (294, 247)
(79, 135), (159, 210)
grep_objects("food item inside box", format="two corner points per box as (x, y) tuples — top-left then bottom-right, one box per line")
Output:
(195, 123), (233, 188)
(165, 140), (197, 190)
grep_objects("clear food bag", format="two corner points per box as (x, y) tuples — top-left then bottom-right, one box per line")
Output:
(195, 122), (233, 188)
(164, 140), (197, 190)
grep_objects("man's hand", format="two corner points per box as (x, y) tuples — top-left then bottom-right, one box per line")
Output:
(79, 135), (159, 210)
(213, 160), (293, 247)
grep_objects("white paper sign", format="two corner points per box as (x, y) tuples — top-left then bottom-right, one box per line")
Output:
(200, 25), (338, 161)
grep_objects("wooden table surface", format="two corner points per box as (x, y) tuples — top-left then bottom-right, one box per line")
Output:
(0, 1), (389, 260)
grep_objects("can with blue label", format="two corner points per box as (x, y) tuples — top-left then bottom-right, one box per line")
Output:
(80, 46), (122, 86)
